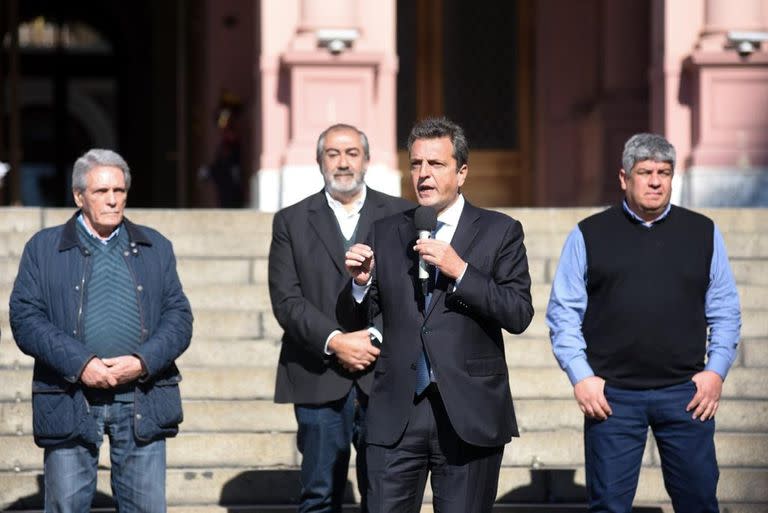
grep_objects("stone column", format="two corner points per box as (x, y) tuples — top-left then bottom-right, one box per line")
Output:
(254, 0), (400, 211)
(683, 0), (768, 206)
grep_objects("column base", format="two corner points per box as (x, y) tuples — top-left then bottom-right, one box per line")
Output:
(251, 166), (402, 211)
(680, 166), (768, 207)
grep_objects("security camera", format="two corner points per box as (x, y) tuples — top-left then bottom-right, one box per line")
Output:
(316, 29), (359, 55)
(727, 31), (768, 57)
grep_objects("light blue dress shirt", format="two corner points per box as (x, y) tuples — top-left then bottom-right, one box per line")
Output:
(546, 202), (741, 386)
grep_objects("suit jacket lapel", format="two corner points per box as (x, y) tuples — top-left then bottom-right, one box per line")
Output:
(307, 191), (346, 275)
(395, 211), (425, 313)
(355, 188), (381, 244)
(425, 201), (481, 319)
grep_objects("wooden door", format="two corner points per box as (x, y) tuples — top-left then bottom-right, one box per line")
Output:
(396, 0), (533, 207)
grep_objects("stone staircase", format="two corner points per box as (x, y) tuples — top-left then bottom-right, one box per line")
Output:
(0, 207), (766, 513)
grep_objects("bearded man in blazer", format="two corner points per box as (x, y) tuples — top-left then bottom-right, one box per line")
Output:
(269, 123), (413, 513)
(342, 117), (534, 513)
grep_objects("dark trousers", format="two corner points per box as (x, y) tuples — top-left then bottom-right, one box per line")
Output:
(366, 386), (504, 513)
(584, 380), (719, 513)
(295, 386), (368, 513)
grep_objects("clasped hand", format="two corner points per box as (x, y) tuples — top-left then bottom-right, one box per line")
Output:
(80, 355), (145, 389)
(328, 330), (381, 372)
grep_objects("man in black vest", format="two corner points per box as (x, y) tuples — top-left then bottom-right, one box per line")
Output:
(269, 124), (412, 513)
(546, 133), (741, 513)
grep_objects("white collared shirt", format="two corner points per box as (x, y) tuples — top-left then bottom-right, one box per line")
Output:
(352, 194), (468, 303)
(430, 194), (467, 293)
(323, 186), (369, 354)
(324, 187), (367, 240)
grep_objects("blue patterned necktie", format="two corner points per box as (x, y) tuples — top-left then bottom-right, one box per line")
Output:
(415, 235), (439, 395)
(414, 347), (431, 396)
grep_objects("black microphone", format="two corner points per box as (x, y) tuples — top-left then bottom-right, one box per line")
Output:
(413, 206), (437, 296)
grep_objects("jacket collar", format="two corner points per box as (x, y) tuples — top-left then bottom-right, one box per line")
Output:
(395, 201), (482, 318)
(58, 210), (152, 252)
(308, 187), (384, 275)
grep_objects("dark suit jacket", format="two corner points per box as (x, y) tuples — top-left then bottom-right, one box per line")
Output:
(270, 187), (413, 405)
(339, 201), (534, 447)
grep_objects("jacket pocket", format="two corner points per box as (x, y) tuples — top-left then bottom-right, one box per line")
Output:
(32, 382), (94, 443)
(135, 374), (184, 443)
(466, 356), (507, 376)
(147, 376), (183, 428)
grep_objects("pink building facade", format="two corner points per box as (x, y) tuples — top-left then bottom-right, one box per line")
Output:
(231, 0), (768, 210)
(8, 0), (764, 209)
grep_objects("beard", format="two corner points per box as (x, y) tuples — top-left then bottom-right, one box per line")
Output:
(324, 169), (366, 196)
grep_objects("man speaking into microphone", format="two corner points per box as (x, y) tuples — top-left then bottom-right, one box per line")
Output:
(341, 117), (534, 513)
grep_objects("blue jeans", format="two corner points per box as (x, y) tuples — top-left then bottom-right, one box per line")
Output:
(44, 401), (167, 513)
(584, 380), (719, 513)
(295, 386), (368, 513)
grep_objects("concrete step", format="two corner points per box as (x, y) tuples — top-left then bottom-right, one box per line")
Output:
(178, 339), (282, 368)
(184, 284), (272, 311)
(0, 231), (35, 258)
(5, 504), (768, 513)
(5, 207), (768, 255)
(3, 398), (767, 438)
(2, 367), (767, 402)
(1, 466), (766, 509)
(0, 256), (20, 285)
(5, 331), (768, 375)
(0, 250), (760, 292)
(4, 328), (768, 374)
(4, 504), (768, 513)
(4, 429), (766, 473)
(505, 208), (768, 235)
(0, 256), (264, 289)
(3, 302), (768, 346)
(177, 258), (267, 286)
(39, 208), (275, 236)
(32, 207), (768, 237)
(731, 259), (768, 286)
(5, 280), (768, 323)
(0, 208), (42, 233)
(743, 339), (768, 366)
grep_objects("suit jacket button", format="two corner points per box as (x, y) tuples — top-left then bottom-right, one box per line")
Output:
(422, 326), (430, 334)
(410, 363), (418, 370)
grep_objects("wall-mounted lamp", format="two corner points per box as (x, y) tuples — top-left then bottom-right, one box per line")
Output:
(727, 31), (768, 57)
(316, 28), (358, 55)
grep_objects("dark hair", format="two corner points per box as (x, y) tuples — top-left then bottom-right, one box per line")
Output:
(407, 117), (469, 170)
(316, 124), (370, 165)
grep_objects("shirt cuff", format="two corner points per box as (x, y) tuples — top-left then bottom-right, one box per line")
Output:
(324, 330), (342, 355)
(453, 263), (469, 290)
(704, 353), (732, 381)
(566, 357), (595, 386)
(367, 326), (383, 346)
(352, 279), (371, 303)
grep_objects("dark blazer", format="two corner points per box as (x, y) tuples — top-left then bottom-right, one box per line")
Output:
(339, 201), (534, 447)
(270, 187), (413, 405)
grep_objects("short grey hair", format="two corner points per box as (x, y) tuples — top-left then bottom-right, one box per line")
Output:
(72, 149), (132, 192)
(316, 124), (370, 166)
(407, 117), (469, 170)
(622, 133), (676, 175)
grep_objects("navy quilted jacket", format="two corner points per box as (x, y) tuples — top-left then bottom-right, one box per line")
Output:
(9, 212), (193, 447)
